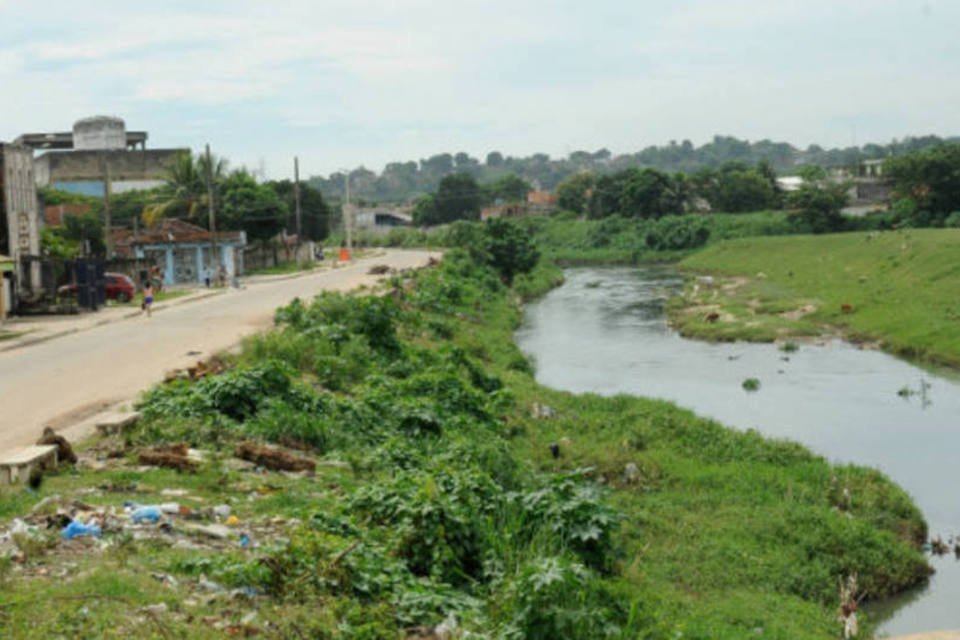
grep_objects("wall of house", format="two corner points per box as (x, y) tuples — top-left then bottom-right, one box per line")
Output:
(34, 148), (188, 186)
(1, 144), (41, 299)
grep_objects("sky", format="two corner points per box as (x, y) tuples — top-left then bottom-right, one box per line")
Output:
(1, 0), (958, 179)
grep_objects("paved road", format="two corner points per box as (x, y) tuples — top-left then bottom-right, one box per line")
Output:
(0, 250), (438, 454)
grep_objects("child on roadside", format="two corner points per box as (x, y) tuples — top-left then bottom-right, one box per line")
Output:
(141, 281), (154, 317)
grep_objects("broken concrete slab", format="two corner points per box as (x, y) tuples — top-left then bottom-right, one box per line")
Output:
(95, 411), (142, 436)
(0, 445), (58, 485)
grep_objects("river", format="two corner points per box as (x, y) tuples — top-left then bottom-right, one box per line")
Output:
(515, 265), (960, 637)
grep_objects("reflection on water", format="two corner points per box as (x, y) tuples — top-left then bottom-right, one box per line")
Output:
(516, 266), (960, 637)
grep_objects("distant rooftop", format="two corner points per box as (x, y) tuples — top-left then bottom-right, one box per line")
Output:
(14, 131), (148, 150)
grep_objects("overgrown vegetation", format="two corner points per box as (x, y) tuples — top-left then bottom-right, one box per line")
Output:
(0, 232), (931, 637)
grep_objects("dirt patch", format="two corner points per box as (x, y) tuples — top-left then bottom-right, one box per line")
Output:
(721, 277), (750, 292)
(781, 304), (817, 321)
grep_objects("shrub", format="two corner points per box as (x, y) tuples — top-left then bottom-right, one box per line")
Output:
(644, 215), (710, 251)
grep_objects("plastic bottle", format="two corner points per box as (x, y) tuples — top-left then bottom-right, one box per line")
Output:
(61, 520), (102, 540)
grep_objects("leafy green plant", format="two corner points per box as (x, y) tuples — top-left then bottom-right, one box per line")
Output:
(515, 470), (620, 571)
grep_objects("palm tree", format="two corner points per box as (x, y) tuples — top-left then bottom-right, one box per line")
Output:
(143, 152), (228, 227)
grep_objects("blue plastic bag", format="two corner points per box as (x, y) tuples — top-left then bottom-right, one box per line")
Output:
(61, 520), (102, 540)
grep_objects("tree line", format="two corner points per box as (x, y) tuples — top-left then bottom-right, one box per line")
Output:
(411, 141), (960, 235)
(309, 134), (958, 204)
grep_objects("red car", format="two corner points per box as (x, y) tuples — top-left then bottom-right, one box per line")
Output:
(58, 272), (137, 303)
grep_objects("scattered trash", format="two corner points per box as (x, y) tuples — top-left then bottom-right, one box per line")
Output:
(212, 504), (232, 520)
(151, 572), (179, 588)
(185, 523), (232, 540)
(61, 520), (102, 540)
(129, 506), (162, 524)
(239, 533), (251, 548)
(531, 402), (556, 419)
(160, 488), (189, 497)
(623, 462), (639, 484)
(234, 441), (315, 473)
(742, 378), (761, 392)
(198, 576), (225, 592)
(225, 515), (241, 527)
(36, 427), (78, 465)
(548, 443), (561, 459)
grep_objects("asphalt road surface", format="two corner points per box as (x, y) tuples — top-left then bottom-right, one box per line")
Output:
(0, 250), (439, 454)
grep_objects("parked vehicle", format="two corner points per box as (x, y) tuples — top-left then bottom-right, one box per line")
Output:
(58, 272), (137, 303)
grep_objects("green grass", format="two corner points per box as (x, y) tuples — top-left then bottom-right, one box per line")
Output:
(676, 228), (960, 367)
(0, 330), (23, 342)
(0, 249), (930, 638)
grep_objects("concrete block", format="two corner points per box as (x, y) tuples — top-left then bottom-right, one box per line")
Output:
(0, 445), (58, 485)
(95, 411), (141, 436)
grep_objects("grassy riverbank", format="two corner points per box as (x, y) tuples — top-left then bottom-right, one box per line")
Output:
(328, 211), (793, 265)
(0, 249), (929, 638)
(672, 228), (960, 367)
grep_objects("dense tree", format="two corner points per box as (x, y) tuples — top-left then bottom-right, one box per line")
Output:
(411, 194), (438, 226)
(218, 171), (289, 243)
(431, 173), (482, 225)
(478, 218), (540, 285)
(555, 172), (595, 214)
(694, 162), (779, 212)
(592, 168), (687, 219)
(268, 180), (331, 241)
(885, 143), (960, 218)
(485, 151), (504, 167)
(786, 181), (849, 233)
(482, 174), (532, 204)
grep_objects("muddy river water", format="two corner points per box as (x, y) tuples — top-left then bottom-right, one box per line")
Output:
(515, 265), (960, 637)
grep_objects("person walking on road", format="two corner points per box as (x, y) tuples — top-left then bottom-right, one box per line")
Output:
(141, 281), (155, 317)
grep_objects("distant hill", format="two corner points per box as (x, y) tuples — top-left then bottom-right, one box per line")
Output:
(308, 134), (959, 204)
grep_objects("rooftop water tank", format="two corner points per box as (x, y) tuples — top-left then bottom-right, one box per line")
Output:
(72, 116), (126, 151)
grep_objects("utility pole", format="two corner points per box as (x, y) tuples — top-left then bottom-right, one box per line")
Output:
(101, 152), (113, 259)
(294, 156), (302, 241)
(205, 143), (218, 281)
(344, 169), (353, 253)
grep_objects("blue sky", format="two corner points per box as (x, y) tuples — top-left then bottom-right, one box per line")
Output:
(1, 0), (958, 178)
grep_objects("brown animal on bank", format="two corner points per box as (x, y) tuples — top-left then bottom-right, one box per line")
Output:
(705, 312), (720, 323)
(138, 442), (197, 472)
(235, 441), (316, 473)
(37, 427), (78, 465)
(840, 303), (854, 314)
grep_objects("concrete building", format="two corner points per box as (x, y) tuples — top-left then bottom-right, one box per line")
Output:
(0, 142), (41, 301)
(17, 116), (187, 197)
(111, 219), (246, 286)
(354, 207), (413, 232)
